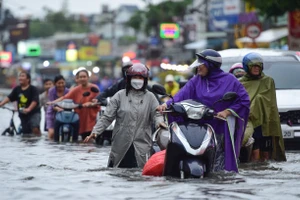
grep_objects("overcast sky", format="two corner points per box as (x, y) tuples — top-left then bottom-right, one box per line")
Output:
(5, 0), (164, 18)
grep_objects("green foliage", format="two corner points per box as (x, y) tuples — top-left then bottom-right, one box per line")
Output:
(29, 1), (89, 38)
(125, 10), (144, 32)
(244, 0), (300, 17)
(126, 0), (192, 36)
(29, 19), (55, 38)
(118, 36), (137, 45)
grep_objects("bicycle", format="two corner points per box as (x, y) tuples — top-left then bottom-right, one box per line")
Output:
(1, 106), (20, 136)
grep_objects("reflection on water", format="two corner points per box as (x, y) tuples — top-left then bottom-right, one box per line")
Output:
(0, 109), (300, 200)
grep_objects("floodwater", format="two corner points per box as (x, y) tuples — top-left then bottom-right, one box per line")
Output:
(1, 105), (300, 200)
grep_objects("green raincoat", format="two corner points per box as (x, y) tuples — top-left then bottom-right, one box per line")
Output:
(239, 73), (286, 161)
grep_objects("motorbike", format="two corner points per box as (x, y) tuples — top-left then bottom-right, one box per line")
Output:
(53, 87), (99, 142)
(94, 97), (115, 146)
(151, 84), (238, 178)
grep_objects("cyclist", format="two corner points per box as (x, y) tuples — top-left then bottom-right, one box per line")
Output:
(0, 71), (41, 136)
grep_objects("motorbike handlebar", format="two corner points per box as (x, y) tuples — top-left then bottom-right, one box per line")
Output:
(1, 106), (18, 112)
(214, 115), (226, 121)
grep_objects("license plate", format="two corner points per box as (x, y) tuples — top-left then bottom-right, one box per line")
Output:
(283, 130), (294, 138)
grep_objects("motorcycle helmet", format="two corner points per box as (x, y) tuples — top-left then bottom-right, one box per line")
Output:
(122, 61), (133, 77)
(189, 49), (222, 70)
(126, 63), (149, 78)
(229, 63), (243, 74)
(242, 52), (264, 73)
(126, 63), (149, 94)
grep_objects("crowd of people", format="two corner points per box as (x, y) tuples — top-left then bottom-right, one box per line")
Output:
(0, 48), (286, 174)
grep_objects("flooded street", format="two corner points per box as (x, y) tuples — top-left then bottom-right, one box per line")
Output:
(1, 107), (300, 200)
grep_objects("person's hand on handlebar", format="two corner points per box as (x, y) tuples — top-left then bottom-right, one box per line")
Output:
(82, 102), (94, 107)
(22, 108), (31, 114)
(217, 109), (232, 119)
(46, 101), (54, 105)
(156, 103), (167, 113)
(83, 133), (97, 143)
(157, 122), (167, 129)
(91, 99), (98, 103)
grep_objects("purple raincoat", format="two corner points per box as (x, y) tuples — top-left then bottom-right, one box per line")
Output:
(166, 68), (250, 172)
(46, 87), (70, 129)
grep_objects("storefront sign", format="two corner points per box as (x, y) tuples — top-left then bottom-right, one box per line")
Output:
(0, 51), (12, 67)
(78, 46), (98, 61)
(288, 11), (300, 50)
(160, 23), (180, 39)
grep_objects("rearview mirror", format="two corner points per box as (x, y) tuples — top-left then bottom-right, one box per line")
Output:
(83, 91), (91, 97)
(91, 87), (99, 93)
(222, 92), (237, 101)
(152, 84), (167, 95)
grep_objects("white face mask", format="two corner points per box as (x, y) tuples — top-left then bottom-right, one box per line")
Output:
(131, 79), (144, 90)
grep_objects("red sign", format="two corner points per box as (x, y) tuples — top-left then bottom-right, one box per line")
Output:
(245, 23), (261, 39)
(0, 51), (12, 63)
(0, 51), (12, 68)
(123, 51), (136, 59)
(288, 11), (300, 50)
(289, 11), (300, 37)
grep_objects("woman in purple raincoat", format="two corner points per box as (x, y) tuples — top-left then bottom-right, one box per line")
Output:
(46, 75), (70, 139)
(157, 49), (250, 172)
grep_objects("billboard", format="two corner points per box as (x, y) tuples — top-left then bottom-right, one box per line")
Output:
(78, 46), (98, 61)
(288, 10), (300, 50)
(208, 0), (241, 31)
(97, 40), (111, 57)
(0, 51), (12, 67)
(160, 23), (180, 39)
(9, 21), (29, 44)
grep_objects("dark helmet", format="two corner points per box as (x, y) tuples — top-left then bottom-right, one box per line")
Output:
(195, 49), (222, 68)
(229, 63), (243, 74)
(126, 63), (149, 78)
(242, 52), (264, 73)
(125, 63), (149, 95)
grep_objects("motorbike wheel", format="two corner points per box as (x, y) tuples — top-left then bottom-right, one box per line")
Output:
(1, 129), (7, 135)
(8, 129), (14, 136)
(180, 170), (185, 179)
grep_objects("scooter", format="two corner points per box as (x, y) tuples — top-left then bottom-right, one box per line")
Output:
(53, 87), (99, 142)
(151, 84), (237, 178)
(94, 97), (115, 146)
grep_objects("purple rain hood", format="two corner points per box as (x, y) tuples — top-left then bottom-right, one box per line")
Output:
(166, 65), (250, 172)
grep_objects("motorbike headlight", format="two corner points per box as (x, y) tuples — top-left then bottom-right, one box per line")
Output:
(183, 105), (206, 120)
(63, 125), (70, 133)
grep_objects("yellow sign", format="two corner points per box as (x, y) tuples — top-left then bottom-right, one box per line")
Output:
(97, 41), (112, 57)
(66, 49), (78, 62)
(78, 46), (98, 61)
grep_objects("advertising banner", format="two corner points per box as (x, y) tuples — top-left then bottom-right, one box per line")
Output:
(97, 40), (112, 57)
(78, 46), (98, 61)
(288, 11), (300, 50)
(208, 0), (240, 31)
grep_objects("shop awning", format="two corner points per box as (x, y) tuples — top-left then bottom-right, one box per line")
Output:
(237, 27), (288, 43)
(184, 40), (207, 50)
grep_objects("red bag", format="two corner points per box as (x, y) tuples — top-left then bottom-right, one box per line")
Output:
(142, 150), (166, 176)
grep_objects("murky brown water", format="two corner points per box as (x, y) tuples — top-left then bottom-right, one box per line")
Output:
(0, 104), (300, 200)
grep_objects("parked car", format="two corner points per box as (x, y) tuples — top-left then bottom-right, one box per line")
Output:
(218, 48), (300, 150)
